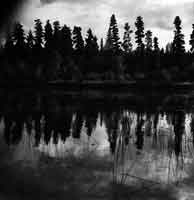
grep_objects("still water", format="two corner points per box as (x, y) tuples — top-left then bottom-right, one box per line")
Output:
(1, 89), (194, 200)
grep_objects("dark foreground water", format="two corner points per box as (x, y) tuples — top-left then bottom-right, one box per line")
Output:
(1, 89), (194, 200)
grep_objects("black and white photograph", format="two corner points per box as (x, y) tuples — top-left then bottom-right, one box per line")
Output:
(0, 0), (194, 199)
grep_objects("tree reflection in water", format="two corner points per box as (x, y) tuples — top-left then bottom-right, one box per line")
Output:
(2, 109), (193, 184)
(1, 90), (194, 198)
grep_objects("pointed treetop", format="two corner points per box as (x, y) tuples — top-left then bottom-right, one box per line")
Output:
(172, 16), (185, 55)
(105, 14), (121, 53)
(153, 37), (159, 52)
(189, 24), (194, 53)
(145, 30), (153, 51)
(135, 16), (145, 52)
(27, 29), (34, 49)
(122, 22), (133, 53)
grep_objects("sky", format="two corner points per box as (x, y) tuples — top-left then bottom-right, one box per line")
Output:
(15, 0), (194, 49)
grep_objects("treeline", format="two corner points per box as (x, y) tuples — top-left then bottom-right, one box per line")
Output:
(1, 14), (194, 83)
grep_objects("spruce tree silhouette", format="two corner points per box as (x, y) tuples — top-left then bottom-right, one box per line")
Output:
(153, 37), (159, 52)
(153, 37), (160, 69)
(122, 23), (133, 53)
(12, 22), (25, 52)
(26, 30), (34, 49)
(44, 20), (53, 50)
(135, 16), (145, 72)
(61, 25), (73, 58)
(105, 14), (121, 54)
(53, 21), (61, 51)
(85, 28), (99, 57)
(189, 24), (194, 54)
(1, 14), (194, 84)
(172, 16), (185, 67)
(72, 26), (84, 55)
(145, 30), (153, 52)
(145, 30), (153, 72)
(100, 38), (104, 52)
(34, 19), (44, 50)
(135, 16), (145, 53)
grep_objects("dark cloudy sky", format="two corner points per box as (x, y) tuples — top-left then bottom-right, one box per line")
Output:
(17, 0), (194, 48)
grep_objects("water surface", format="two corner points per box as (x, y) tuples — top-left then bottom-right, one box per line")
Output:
(1, 89), (194, 200)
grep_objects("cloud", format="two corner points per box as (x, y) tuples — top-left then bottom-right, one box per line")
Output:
(154, 21), (173, 31)
(107, 0), (194, 47)
(39, 0), (103, 5)
(40, 0), (54, 4)
(112, 0), (194, 29)
(18, 0), (194, 49)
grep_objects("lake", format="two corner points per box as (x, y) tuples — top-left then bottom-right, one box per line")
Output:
(1, 88), (194, 200)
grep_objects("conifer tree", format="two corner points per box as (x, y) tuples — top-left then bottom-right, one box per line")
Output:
(105, 14), (121, 53)
(172, 16), (185, 67)
(172, 16), (185, 55)
(61, 25), (73, 57)
(135, 16), (145, 52)
(189, 24), (194, 53)
(153, 37), (159, 52)
(85, 28), (99, 57)
(34, 19), (44, 49)
(72, 26), (84, 54)
(153, 37), (160, 69)
(110, 14), (121, 53)
(105, 28), (113, 50)
(12, 22), (25, 49)
(100, 38), (104, 52)
(53, 21), (61, 50)
(4, 33), (14, 51)
(145, 30), (153, 51)
(26, 30), (34, 49)
(44, 20), (53, 49)
(122, 23), (133, 53)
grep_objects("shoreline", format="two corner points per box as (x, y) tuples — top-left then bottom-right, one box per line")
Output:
(0, 80), (193, 91)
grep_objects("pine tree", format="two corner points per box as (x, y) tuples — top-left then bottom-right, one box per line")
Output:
(61, 25), (73, 57)
(153, 37), (159, 52)
(44, 20), (53, 49)
(72, 26), (84, 54)
(135, 16), (145, 52)
(12, 22), (25, 49)
(153, 37), (160, 69)
(4, 33), (14, 51)
(189, 24), (194, 53)
(26, 30), (34, 49)
(34, 19), (44, 49)
(144, 30), (153, 72)
(105, 28), (113, 50)
(105, 14), (121, 53)
(85, 28), (99, 57)
(100, 38), (104, 52)
(93, 36), (99, 53)
(172, 16), (185, 55)
(85, 28), (93, 54)
(111, 14), (121, 53)
(145, 30), (153, 51)
(122, 22), (133, 53)
(53, 21), (61, 50)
